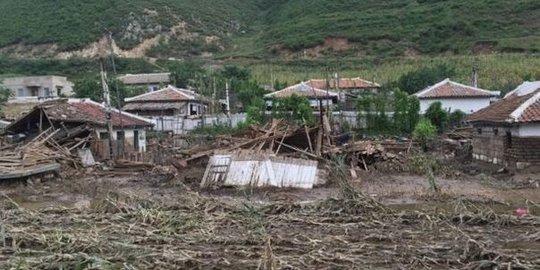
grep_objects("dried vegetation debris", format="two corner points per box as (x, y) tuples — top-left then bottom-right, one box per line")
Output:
(0, 186), (538, 269)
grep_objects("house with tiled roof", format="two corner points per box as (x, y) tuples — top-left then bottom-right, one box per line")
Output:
(306, 78), (380, 110)
(123, 85), (209, 133)
(413, 79), (500, 114)
(117, 73), (171, 93)
(3, 99), (153, 154)
(264, 82), (339, 109)
(467, 81), (540, 169)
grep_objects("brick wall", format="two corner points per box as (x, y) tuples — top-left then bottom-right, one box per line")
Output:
(505, 137), (540, 163)
(472, 127), (506, 165)
(472, 126), (540, 168)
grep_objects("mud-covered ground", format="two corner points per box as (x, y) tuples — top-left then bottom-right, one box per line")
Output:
(0, 161), (538, 269)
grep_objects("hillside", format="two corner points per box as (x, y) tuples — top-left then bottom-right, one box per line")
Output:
(0, 0), (539, 58)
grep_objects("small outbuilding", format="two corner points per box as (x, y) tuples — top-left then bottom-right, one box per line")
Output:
(467, 81), (540, 169)
(414, 79), (500, 114)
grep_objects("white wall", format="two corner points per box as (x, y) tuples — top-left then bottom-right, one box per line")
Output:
(95, 128), (147, 152)
(2, 76), (74, 98)
(515, 124), (540, 138)
(419, 98), (492, 114)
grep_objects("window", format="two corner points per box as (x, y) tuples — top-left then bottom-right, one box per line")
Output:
(44, 87), (50, 97)
(493, 128), (499, 136)
(477, 128), (482, 135)
(99, 132), (109, 139)
(17, 88), (24, 97)
(190, 104), (198, 116)
(117, 131), (125, 141)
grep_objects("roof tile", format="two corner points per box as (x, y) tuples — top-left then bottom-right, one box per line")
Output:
(416, 79), (499, 99)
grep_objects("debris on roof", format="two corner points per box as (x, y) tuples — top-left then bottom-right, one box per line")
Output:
(306, 78), (380, 90)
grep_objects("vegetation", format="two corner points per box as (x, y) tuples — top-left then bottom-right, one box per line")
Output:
(412, 119), (437, 152)
(0, 0), (257, 52)
(258, 0), (540, 56)
(0, 81), (11, 110)
(271, 95), (315, 126)
(356, 90), (420, 135)
(1, 0), (540, 58)
(73, 78), (143, 108)
(425, 102), (449, 133)
(396, 64), (456, 94)
(449, 110), (466, 128)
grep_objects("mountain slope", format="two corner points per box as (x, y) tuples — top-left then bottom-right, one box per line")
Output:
(257, 0), (540, 56)
(0, 0), (539, 58)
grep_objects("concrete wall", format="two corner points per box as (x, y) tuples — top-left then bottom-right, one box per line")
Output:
(420, 98), (492, 114)
(2, 76), (74, 98)
(95, 128), (147, 153)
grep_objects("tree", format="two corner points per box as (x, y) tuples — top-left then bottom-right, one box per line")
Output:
(424, 101), (448, 132)
(449, 109), (465, 128)
(0, 82), (12, 113)
(271, 95), (315, 126)
(406, 96), (421, 133)
(168, 61), (205, 88)
(237, 80), (266, 110)
(74, 78), (130, 108)
(245, 97), (266, 125)
(397, 64), (456, 94)
(413, 119), (437, 152)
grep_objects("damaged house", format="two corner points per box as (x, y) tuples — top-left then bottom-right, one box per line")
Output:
(3, 99), (154, 159)
(122, 85), (208, 133)
(306, 77), (380, 109)
(467, 81), (540, 169)
(265, 82), (339, 109)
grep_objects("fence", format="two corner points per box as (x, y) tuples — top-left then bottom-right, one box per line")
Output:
(149, 114), (247, 134)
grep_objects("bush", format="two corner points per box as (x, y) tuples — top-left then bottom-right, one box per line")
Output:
(413, 119), (437, 152)
(424, 102), (448, 133)
(449, 110), (466, 128)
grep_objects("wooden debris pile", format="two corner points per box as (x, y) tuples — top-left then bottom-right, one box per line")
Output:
(0, 127), (91, 179)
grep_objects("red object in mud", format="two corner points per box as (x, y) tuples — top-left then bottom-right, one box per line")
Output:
(514, 208), (529, 216)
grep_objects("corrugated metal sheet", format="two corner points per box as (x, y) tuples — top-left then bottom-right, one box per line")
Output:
(201, 152), (318, 189)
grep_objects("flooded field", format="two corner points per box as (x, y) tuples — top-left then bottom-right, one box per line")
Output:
(0, 164), (539, 269)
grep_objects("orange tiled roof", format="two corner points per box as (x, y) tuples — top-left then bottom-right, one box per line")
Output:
(415, 79), (499, 99)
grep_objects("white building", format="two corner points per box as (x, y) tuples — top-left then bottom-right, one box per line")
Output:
(467, 81), (540, 169)
(264, 82), (339, 109)
(117, 73), (171, 93)
(413, 79), (500, 114)
(1, 75), (74, 100)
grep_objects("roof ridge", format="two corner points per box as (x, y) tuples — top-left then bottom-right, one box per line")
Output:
(509, 90), (540, 122)
(414, 78), (450, 97)
(69, 98), (153, 124)
(448, 80), (499, 94)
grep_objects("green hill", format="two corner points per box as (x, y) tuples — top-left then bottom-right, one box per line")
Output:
(0, 0), (539, 58)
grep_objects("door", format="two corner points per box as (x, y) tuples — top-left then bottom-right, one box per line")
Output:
(133, 130), (140, 152)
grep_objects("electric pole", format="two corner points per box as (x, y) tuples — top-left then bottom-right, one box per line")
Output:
(100, 61), (115, 164)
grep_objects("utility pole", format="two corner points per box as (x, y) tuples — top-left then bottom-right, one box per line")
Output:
(472, 59), (479, 88)
(212, 76), (216, 115)
(225, 81), (232, 126)
(105, 30), (125, 155)
(100, 61), (115, 164)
